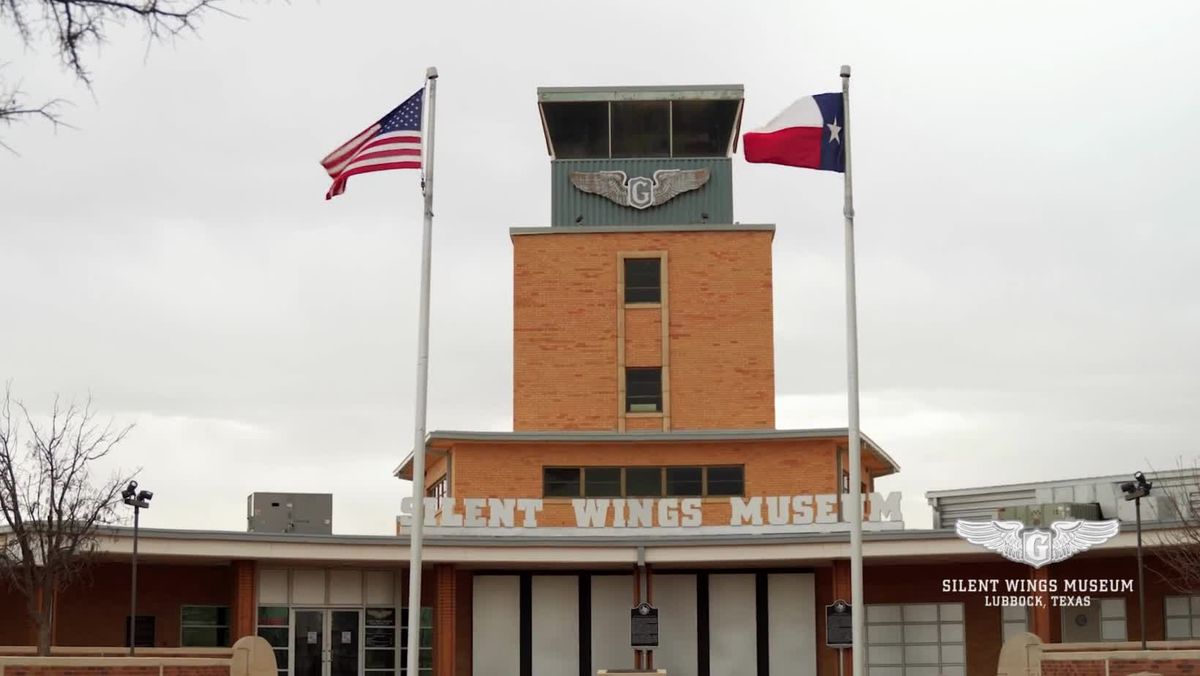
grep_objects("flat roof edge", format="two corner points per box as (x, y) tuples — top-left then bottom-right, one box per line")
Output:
(510, 224), (775, 236)
(395, 428), (899, 478)
(538, 85), (744, 103)
(925, 468), (1199, 501)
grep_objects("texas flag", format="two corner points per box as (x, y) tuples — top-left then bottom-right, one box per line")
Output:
(743, 93), (845, 172)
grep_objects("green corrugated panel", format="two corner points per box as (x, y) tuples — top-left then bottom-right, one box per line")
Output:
(551, 158), (732, 227)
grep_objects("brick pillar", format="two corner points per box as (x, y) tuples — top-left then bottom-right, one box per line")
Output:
(1029, 565), (1053, 643)
(832, 560), (853, 676)
(434, 564), (457, 676)
(231, 560), (257, 644)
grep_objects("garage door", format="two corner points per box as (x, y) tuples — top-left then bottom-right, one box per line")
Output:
(865, 603), (965, 676)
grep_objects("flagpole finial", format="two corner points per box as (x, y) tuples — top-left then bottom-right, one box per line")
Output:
(426, 66), (438, 80)
(840, 65), (851, 78)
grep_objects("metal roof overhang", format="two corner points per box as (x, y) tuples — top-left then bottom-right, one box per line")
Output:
(537, 85), (744, 103)
(39, 524), (1165, 568)
(393, 428), (900, 481)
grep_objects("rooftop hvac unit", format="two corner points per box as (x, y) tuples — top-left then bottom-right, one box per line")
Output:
(997, 502), (1102, 527)
(247, 492), (333, 534)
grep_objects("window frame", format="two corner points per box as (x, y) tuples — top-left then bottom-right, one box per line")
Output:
(425, 476), (447, 512)
(1165, 595), (1200, 639)
(542, 465), (745, 498)
(180, 604), (230, 648)
(624, 366), (663, 413)
(542, 467), (582, 498)
(623, 258), (662, 305)
(543, 100), (741, 160)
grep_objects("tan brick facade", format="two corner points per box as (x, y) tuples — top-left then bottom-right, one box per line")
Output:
(435, 437), (888, 527)
(512, 229), (775, 432)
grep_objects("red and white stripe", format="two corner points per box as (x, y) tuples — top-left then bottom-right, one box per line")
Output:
(321, 126), (422, 199)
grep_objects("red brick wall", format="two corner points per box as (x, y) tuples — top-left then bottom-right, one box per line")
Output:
(1041, 661), (1107, 676)
(3, 666), (227, 676)
(229, 561), (255, 643)
(512, 230), (775, 431)
(453, 570), (472, 676)
(1043, 658), (1200, 676)
(4, 668), (163, 676)
(54, 563), (232, 647)
(434, 565), (456, 676)
(1, 580), (34, 645)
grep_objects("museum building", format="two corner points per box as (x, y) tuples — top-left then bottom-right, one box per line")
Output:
(1, 85), (1193, 676)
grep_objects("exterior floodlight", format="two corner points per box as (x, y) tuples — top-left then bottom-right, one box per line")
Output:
(124, 482), (152, 655)
(1121, 471), (1152, 649)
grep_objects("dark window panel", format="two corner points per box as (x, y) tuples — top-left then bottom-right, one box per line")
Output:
(626, 467), (663, 497)
(258, 606), (289, 627)
(584, 467), (622, 497)
(544, 467), (582, 497)
(125, 615), (155, 648)
(706, 466), (745, 496)
(611, 101), (670, 158)
(258, 627), (289, 650)
(365, 650), (397, 669)
(182, 626), (229, 647)
(624, 258), (661, 304)
(666, 467), (703, 496)
(671, 100), (740, 157)
(182, 606), (229, 626)
(542, 102), (609, 159)
(626, 367), (663, 413)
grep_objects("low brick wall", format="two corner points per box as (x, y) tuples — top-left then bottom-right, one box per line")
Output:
(0, 658), (230, 676)
(0, 637), (273, 676)
(998, 634), (1200, 676)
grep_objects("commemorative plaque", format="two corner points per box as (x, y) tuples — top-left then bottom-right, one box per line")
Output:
(630, 602), (659, 647)
(826, 600), (853, 648)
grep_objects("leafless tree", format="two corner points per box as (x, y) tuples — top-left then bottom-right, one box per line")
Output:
(1149, 464), (1200, 593)
(1, 0), (233, 145)
(0, 385), (134, 654)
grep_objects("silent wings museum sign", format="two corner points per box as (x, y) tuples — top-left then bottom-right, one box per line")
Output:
(399, 492), (904, 533)
(569, 169), (710, 209)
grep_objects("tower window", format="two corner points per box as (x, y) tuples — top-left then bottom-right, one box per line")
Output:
(624, 258), (661, 303)
(625, 467), (663, 497)
(706, 466), (745, 496)
(625, 367), (663, 413)
(543, 467), (581, 497)
(611, 101), (670, 158)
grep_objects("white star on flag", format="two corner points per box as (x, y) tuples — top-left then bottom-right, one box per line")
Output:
(827, 118), (842, 143)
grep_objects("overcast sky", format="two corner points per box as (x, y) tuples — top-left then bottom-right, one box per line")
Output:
(2, 1), (1197, 534)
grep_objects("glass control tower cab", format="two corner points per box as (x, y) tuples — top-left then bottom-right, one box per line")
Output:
(537, 85), (744, 227)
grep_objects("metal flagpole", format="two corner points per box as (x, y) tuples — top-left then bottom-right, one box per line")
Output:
(840, 64), (866, 676)
(405, 65), (438, 676)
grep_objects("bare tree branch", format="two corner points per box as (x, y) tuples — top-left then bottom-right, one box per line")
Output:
(0, 385), (136, 655)
(1, 0), (243, 141)
(1148, 462), (1200, 594)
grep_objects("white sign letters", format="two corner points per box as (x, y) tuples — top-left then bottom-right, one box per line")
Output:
(399, 492), (904, 530)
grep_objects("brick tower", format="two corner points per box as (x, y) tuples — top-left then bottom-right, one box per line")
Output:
(512, 85), (776, 433)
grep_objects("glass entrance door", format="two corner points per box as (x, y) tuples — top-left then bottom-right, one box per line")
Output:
(292, 609), (362, 676)
(293, 611), (325, 676)
(329, 611), (360, 676)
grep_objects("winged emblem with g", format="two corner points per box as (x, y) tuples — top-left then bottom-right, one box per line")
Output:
(955, 519), (1120, 568)
(569, 169), (710, 210)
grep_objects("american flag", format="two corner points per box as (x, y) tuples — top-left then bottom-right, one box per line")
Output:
(321, 88), (424, 200)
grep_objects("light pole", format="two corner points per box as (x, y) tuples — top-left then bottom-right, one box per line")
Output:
(1120, 471), (1152, 650)
(121, 481), (153, 656)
